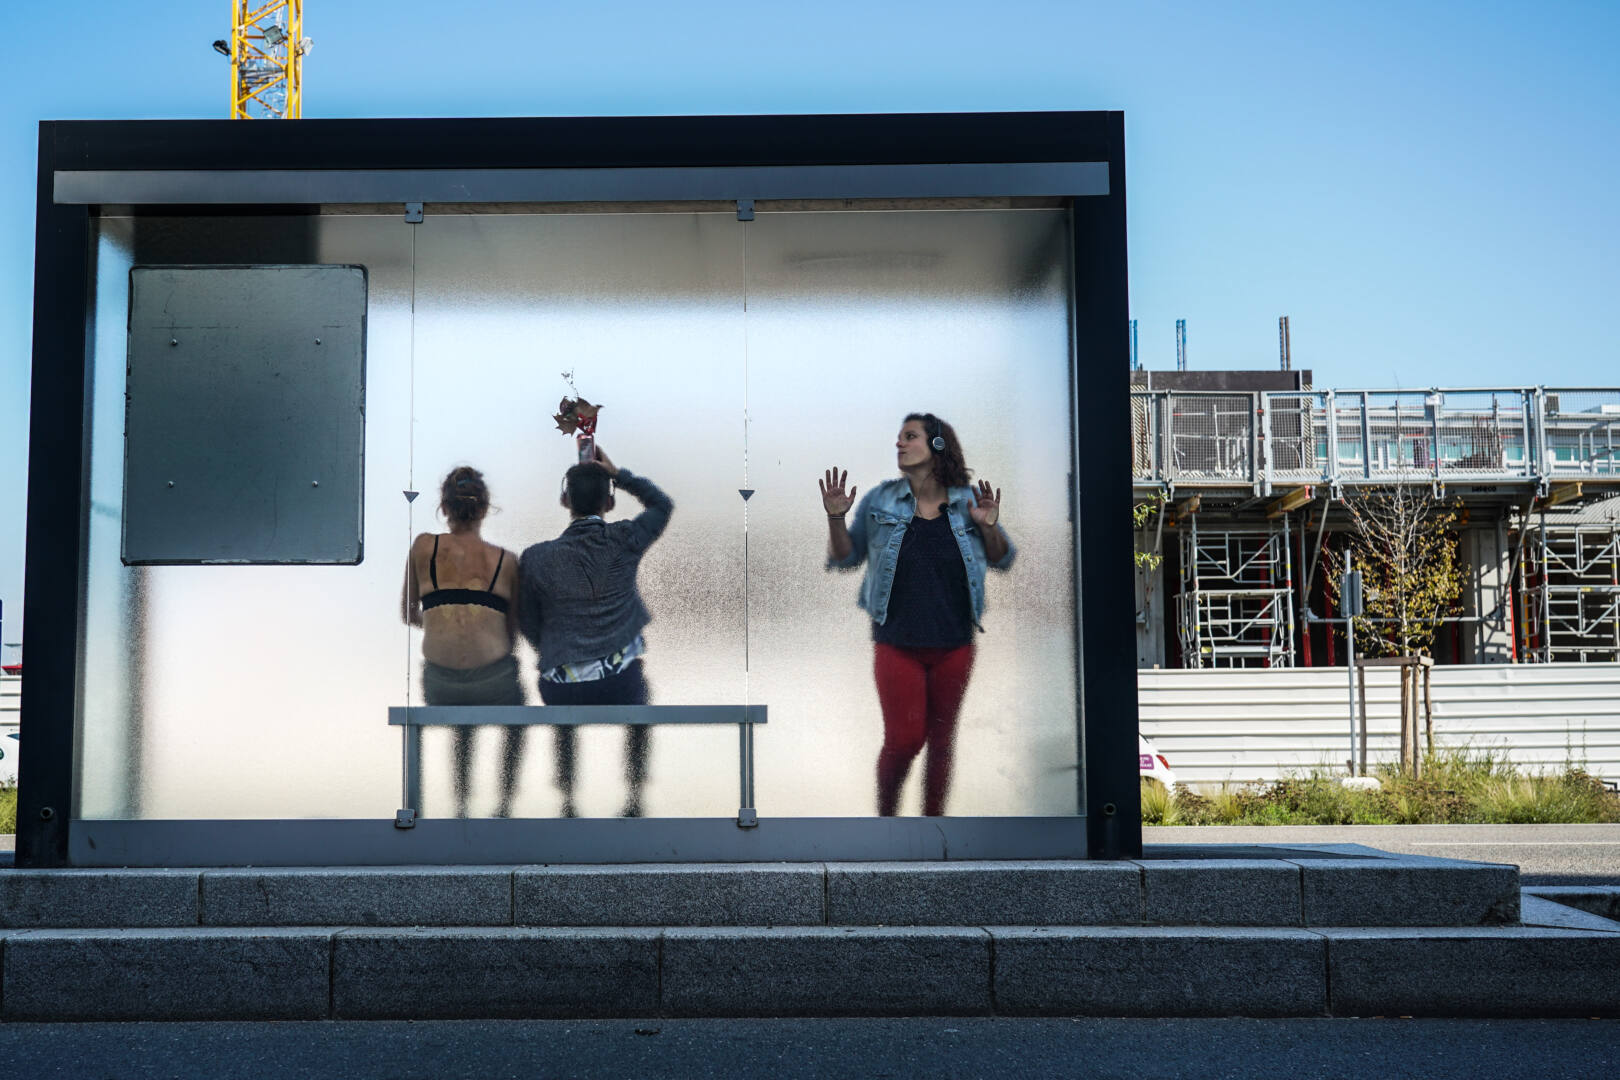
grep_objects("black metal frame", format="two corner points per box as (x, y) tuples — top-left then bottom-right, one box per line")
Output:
(20, 111), (1140, 867)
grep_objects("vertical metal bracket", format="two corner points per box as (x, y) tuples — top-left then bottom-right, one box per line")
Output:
(737, 719), (758, 827)
(736, 199), (755, 222)
(396, 716), (421, 827)
(404, 202), (424, 224)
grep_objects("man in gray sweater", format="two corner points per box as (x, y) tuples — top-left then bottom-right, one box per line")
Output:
(518, 446), (673, 818)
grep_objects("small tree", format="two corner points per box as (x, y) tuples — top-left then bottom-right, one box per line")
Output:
(1329, 484), (1465, 657)
(1133, 494), (1166, 569)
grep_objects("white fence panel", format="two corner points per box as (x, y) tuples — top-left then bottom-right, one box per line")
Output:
(0, 675), (19, 785)
(1138, 663), (1620, 785)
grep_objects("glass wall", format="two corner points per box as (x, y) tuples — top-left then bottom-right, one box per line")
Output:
(76, 205), (1079, 820)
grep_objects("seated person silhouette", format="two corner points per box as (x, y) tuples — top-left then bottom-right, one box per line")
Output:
(519, 444), (673, 818)
(402, 466), (525, 818)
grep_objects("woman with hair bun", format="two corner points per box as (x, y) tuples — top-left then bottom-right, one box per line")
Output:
(820, 413), (1014, 817)
(402, 466), (525, 817)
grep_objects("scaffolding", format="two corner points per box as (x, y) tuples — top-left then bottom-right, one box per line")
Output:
(1177, 517), (1296, 668)
(1526, 519), (1620, 663)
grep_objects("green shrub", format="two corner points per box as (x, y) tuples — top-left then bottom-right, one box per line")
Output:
(0, 782), (16, 835)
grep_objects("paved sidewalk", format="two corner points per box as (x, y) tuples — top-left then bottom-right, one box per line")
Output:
(7, 824), (1617, 882)
(6, 824), (1617, 879)
(1147, 824), (1620, 884)
(0, 1017), (1615, 1079)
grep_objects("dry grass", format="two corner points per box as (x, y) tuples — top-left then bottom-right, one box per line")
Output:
(1139, 779), (1178, 825)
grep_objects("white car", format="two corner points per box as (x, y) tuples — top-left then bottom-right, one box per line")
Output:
(1139, 734), (1178, 791)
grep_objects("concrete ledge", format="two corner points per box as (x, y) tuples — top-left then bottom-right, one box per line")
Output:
(1294, 858), (1520, 926)
(1325, 927), (1620, 1017)
(1524, 886), (1620, 922)
(991, 927), (1327, 1017)
(1520, 894), (1620, 934)
(202, 868), (513, 927)
(332, 927), (659, 1019)
(1, 928), (331, 1021)
(0, 870), (199, 929)
(661, 927), (990, 1016)
(1138, 860), (1301, 926)
(825, 861), (1140, 926)
(514, 865), (823, 926)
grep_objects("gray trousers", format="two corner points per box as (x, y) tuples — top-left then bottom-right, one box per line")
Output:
(422, 654), (525, 816)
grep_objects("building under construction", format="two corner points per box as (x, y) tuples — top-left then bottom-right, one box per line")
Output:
(1131, 370), (1620, 669)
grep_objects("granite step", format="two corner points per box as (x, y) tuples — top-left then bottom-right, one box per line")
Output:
(5, 849), (1588, 1020)
(0, 847), (1522, 931)
(2, 919), (1618, 1021)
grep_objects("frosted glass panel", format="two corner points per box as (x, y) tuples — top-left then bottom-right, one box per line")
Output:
(742, 211), (1079, 816)
(76, 206), (1077, 820)
(79, 215), (415, 818)
(408, 212), (746, 818)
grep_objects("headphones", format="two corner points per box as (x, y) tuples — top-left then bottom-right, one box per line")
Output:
(927, 414), (946, 452)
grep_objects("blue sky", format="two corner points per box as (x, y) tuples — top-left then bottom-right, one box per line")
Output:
(1, 0), (1617, 650)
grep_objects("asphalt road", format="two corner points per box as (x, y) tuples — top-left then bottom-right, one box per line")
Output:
(0, 1018), (1615, 1080)
(1146, 823), (1620, 884)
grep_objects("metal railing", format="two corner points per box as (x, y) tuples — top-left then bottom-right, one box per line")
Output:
(1131, 386), (1620, 489)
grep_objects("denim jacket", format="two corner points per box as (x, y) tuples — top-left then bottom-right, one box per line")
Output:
(826, 478), (1016, 629)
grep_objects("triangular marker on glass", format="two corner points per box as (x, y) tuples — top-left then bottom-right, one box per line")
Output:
(738, 489), (755, 501)
(403, 490), (419, 503)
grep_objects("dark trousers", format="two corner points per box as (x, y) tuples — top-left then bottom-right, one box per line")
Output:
(539, 659), (650, 815)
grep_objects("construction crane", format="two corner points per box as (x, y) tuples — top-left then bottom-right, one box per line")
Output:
(1175, 318), (1188, 371)
(212, 1), (309, 119)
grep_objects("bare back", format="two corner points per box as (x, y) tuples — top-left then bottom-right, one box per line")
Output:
(404, 530), (519, 669)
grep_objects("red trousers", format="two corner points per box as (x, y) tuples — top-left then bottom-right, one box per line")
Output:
(873, 642), (976, 817)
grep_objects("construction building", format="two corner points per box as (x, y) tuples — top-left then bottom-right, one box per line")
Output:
(1131, 370), (1620, 669)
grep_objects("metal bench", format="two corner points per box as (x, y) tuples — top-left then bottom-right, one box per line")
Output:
(387, 705), (766, 828)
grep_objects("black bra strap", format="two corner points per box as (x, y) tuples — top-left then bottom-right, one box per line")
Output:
(430, 535), (440, 588)
(489, 548), (505, 592)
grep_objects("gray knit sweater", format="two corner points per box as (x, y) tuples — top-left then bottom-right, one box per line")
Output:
(517, 470), (674, 669)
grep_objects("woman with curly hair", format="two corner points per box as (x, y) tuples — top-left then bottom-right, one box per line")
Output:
(820, 413), (1015, 816)
(402, 466), (524, 817)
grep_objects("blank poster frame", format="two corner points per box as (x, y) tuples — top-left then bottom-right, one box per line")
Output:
(20, 112), (1141, 868)
(122, 263), (368, 566)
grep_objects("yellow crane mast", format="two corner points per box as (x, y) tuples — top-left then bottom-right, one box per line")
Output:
(212, 1), (309, 119)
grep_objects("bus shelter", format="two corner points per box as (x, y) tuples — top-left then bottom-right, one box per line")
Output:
(19, 111), (1139, 867)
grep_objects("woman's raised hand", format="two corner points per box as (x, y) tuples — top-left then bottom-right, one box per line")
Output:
(819, 467), (858, 516)
(969, 480), (1001, 528)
